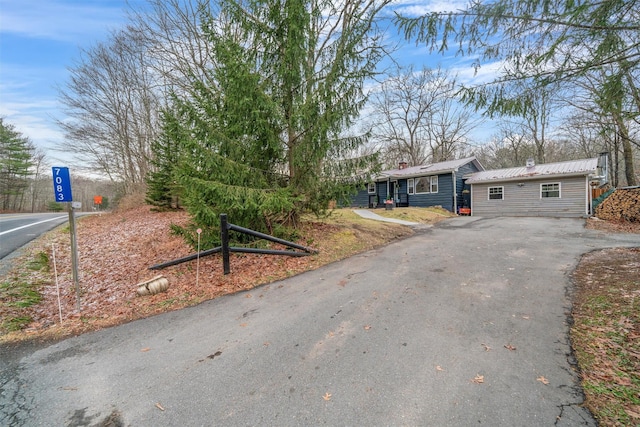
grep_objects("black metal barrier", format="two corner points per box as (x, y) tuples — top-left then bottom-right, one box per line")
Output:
(149, 214), (317, 274)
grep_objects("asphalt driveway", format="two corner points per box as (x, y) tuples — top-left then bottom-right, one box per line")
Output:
(1, 217), (638, 426)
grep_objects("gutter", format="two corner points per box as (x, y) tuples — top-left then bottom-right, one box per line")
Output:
(465, 171), (597, 185)
(452, 170), (457, 213)
(586, 176), (591, 217)
(375, 168), (460, 181)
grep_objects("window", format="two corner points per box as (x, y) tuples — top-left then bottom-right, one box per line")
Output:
(430, 176), (438, 193)
(367, 182), (376, 194)
(488, 186), (503, 200)
(415, 177), (429, 193)
(408, 178), (414, 195)
(541, 183), (560, 198)
(415, 176), (437, 193)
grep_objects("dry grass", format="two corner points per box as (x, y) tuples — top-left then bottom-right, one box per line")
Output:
(370, 206), (453, 223)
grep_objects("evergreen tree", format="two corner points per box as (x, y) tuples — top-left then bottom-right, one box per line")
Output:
(394, 0), (640, 115)
(158, 0), (388, 247)
(145, 111), (184, 211)
(0, 118), (34, 211)
(394, 0), (640, 184)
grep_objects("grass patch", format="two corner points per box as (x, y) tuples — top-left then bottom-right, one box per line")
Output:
(0, 280), (43, 308)
(1, 316), (33, 332)
(26, 251), (50, 272)
(0, 281), (42, 333)
(155, 298), (177, 308)
(571, 248), (640, 426)
(0, 251), (49, 334)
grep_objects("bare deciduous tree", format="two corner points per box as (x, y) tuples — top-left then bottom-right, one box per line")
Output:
(370, 66), (478, 168)
(57, 28), (162, 194)
(560, 65), (639, 186)
(126, 0), (219, 97)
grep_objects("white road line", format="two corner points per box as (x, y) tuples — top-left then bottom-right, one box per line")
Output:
(0, 216), (67, 236)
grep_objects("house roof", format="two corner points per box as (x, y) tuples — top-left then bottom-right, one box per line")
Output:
(464, 158), (598, 184)
(376, 157), (484, 180)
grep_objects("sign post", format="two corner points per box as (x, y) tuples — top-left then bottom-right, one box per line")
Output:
(52, 167), (81, 312)
(93, 195), (103, 211)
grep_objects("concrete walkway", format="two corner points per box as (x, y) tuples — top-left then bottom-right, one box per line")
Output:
(352, 209), (420, 226)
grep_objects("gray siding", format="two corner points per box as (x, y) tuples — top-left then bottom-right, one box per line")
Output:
(471, 176), (589, 217)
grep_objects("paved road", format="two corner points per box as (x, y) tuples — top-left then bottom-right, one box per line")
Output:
(1, 217), (638, 426)
(0, 213), (70, 260)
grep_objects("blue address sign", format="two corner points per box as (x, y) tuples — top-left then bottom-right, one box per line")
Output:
(52, 167), (73, 202)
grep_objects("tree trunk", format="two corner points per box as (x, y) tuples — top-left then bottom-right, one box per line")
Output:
(613, 113), (637, 186)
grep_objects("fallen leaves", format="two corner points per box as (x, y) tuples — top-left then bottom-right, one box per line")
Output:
(504, 344), (517, 351)
(0, 206), (423, 341)
(322, 392), (332, 401)
(155, 403), (165, 411)
(481, 343), (491, 352)
(536, 376), (549, 385)
(435, 365), (444, 372)
(472, 374), (484, 384)
(571, 247), (640, 425)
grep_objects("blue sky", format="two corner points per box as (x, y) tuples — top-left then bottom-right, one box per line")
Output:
(0, 0), (139, 163)
(0, 0), (499, 166)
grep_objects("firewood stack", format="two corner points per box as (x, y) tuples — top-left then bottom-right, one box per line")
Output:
(596, 188), (640, 222)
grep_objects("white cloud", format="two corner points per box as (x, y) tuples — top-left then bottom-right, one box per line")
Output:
(0, 0), (134, 165)
(0, 0), (126, 42)
(450, 59), (506, 86)
(389, 0), (469, 17)
(0, 98), (64, 143)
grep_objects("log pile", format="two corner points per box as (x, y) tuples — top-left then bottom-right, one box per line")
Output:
(596, 188), (640, 222)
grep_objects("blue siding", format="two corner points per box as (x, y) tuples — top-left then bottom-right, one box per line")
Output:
(347, 159), (482, 211)
(407, 173), (455, 211)
(397, 180), (407, 196)
(377, 181), (392, 200)
(456, 162), (481, 211)
(349, 188), (371, 207)
(457, 162), (481, 190)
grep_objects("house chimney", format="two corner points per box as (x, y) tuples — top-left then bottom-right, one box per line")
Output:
(399, 161), (408, 170)
(597, 152), (609, 183)
(525, 158), (535, 171)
